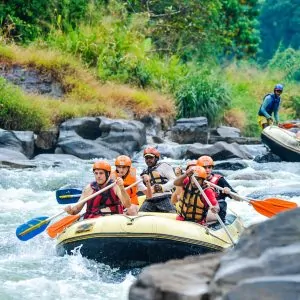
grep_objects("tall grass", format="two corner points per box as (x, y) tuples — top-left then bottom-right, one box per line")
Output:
(175, 68), (231, 126)
(0, 78), (48, 131)
(0, 44), (175, 131)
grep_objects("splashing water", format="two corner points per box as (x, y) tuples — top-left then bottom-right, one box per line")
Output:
(1, 156), (299, 299)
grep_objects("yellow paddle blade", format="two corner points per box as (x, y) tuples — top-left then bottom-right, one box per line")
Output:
(47, 215), (80, 238)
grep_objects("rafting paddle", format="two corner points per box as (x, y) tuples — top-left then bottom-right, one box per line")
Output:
(47, 179), (143, 238)
(205, 181), (297, 218)
(191, 175), (236, 246)
(280, 122), (300, 129)
(16, 182), (116, 241)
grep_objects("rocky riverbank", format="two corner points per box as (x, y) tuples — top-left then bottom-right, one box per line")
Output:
(0, 115), (270, 169)
(129, 208), (300, 300)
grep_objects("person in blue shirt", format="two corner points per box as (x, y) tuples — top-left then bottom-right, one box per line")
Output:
(258, 84), (284, 129)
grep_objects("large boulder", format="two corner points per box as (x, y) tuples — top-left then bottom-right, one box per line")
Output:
(0, 129), (35, 158)
(209, 126), (261, 145)
(171, 117), (208, 144)
(0, 148), (35, 168)
(35, 127), (59, 153)
(129, 253), (223, 300)
(185, 141), (253, 160)
(129, 208), (300, 300)
(57, 117), (146, 159)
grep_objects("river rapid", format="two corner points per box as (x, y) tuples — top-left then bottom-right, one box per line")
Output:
(1, 150), (300, 300)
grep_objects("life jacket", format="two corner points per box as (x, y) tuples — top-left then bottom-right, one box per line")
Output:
(141, 162), (169, 186)
(112, 167), (138, 205)
(258, 93), (281, 116)
(84, 179), (123, 219)
(177, 182), (209, 222)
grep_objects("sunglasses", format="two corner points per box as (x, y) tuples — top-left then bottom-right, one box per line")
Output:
(203, 165), (213, 169)
(275, 90), (282, 94)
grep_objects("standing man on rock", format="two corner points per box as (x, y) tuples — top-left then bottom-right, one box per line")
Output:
(258, 83), (284, 129)
(139, 147), (176, 213)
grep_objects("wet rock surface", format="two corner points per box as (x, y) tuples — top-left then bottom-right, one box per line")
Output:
(129, 208), (300, 300)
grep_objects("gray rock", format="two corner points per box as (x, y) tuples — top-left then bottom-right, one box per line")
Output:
(186, 141), (253, 160)
(35, 128), (59, 151)
(0, 129), (34, 158)
(57, 117), (146, 159)
(129, 208), (300, 300)
(138, 115), (162, 137)
(0, 148), (35, 168)
(254, 152), (282, 163)
(129, 253), (222, 300)
(171, 117), (208, 144)
(0, 65), (64, 98)
(222, 276), (300, 300)
(214, 161), (248, 171)
(216, 126), (241, 138)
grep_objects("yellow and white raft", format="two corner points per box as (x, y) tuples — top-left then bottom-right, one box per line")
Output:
(56, 211), (244, 268)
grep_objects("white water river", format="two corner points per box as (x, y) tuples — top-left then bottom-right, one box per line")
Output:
(1, 153), (300, 300)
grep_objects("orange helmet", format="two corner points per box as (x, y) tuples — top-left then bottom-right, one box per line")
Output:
(197, 155), (214, 167)
(193, 166), (207, 179)
(186, 160), (197, 170)
(93, 160), (111, 172)
(115, 155), (131, 167)
(143, 147), (160, 158)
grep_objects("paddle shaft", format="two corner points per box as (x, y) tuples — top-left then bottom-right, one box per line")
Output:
(192, 176), (236, 246)
(204, 180), (250, 203)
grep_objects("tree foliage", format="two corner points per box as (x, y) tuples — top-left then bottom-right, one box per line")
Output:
(0, 0), (88, 42)
(125, 0), (260, 60)
(259, 0), (300, 61)
(175, 68), (231, 124)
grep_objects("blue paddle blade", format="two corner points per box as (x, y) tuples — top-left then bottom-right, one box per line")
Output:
(56, 188), (82, 204)
(16, 216), (50, 241)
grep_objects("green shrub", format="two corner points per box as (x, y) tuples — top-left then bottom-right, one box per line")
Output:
(285, 95), (300, 119)
(175, 69), (231, 125)
(0, 78), (47, 131)
(0, 0), (89, 42)
(268, 48), (300, 82)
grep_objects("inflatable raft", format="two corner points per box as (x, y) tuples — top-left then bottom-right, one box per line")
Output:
(56, 212), (243, 268)
(261, 126), (300, 162)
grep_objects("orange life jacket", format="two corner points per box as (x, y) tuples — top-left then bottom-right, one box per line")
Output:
(112, 167), (139, 205)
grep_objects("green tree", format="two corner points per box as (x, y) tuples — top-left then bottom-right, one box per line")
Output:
(219, 0), (261, 59)
(125, 0), (260, 60)
(0, 0), (88, 42)
(259, 0), (300, 61)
